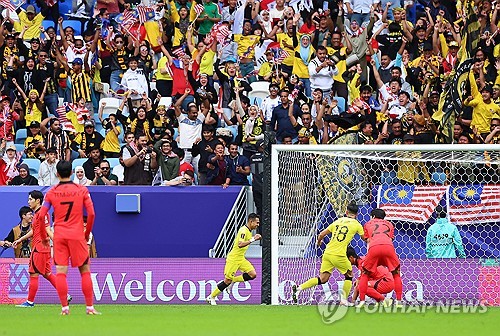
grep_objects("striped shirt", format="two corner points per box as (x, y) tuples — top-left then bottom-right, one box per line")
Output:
(70, 70), (92, 103)
(45, 131), (70, 160)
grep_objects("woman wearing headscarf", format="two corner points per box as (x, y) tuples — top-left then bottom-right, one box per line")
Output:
(73, 166), (91, 186)
(9, 163), (38, 186)
(292, 22), (315, 98)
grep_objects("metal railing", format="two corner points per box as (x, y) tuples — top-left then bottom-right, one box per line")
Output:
(209, 186), (249, 258)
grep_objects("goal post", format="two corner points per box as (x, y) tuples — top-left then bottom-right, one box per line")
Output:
(271, 144), (500, 306)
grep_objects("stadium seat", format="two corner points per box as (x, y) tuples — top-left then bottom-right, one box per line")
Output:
(107, 158), (120, 169)
(58, 97), (64, 107)
(63, 20), (82, 36)
(72, 158), (87, 171)
(150, 81), (157, 92)
(332, 96), (346, 113)
(159, 97), (172, 107)
(173, 128), (178, 141)
(100, 98), (121, 117)
(42, 20), (55, 31)
(15, 129), (27, 144)
(23, 159), (41, 178)
(248, 81), (270, 100)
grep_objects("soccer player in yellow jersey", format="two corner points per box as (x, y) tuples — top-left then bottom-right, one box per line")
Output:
(206, 213), (261, 305)
(292, 203), (364, 305)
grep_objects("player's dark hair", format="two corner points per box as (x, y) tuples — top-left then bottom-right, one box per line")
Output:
(346, 246), (358, 259)
(56, 160), (72, 178)
(346, 203), (359, 215)
(29, 190), (44, 204)
(248, 213), (260, 222)
(19, 206), (32, 219)
(371, 208), (386, 219)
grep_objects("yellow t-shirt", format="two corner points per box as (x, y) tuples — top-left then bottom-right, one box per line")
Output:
(24, 99), (43, 125)
(323, 217), (363, 256)
(193, 49), (215, 76)
(226, 225), (252, 261)
(233, 34), (260, 59)
(156, 56), (172, 81)
(103, 125), (122, 153)
(14, 12), (44, 40)
(327, 46), (347, 83)
(466, 95), (500, 134)
(277, 33), (294, 67)
(258, 61), (272, 77)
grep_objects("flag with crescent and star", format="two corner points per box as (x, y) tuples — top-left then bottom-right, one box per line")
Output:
(448, 185), (500, 225)
(377, 185), (447, 223)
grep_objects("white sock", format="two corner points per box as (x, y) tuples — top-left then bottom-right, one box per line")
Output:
(87, 306), (94, 310)
(62, 306), (69, 311)
(27, 301), (33, 304)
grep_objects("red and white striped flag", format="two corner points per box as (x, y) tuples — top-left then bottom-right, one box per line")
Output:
(56, 104), (77, 133)
(448, 185), (500, 225)
(136, 5), (155, 23)
(378, 185), (447, 223)
(171, 47), (186, 59)
(194, 3), (205, 15)
(67, 103), (90, 125)
(214, 24), (231, 46)
(122, 9), (137, 27)
(0, 0), (15, 11)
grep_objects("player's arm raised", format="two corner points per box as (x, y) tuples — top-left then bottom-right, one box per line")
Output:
(317, 229), (331, 247)
(238, 234), (261, 248)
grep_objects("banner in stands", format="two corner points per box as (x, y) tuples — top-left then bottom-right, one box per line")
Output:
(2, 258), (498, 305)
(0, 258), (262, 305)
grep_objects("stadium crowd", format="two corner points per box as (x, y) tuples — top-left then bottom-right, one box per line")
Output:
(0, 0), (498, 188)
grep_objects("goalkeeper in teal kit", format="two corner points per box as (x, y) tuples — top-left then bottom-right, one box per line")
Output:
(426, 213), (466, 258)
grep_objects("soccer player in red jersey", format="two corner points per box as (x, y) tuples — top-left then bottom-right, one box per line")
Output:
(13, 190), (60, 307)
(38, 161), (98, 315)
(357, 208), (403, 307)
(347, 247), (394, 305)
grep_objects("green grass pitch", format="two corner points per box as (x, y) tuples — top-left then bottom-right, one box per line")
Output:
(0, 305), (499, 335)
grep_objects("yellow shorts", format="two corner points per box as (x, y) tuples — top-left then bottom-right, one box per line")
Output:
(224, 258), (255, 280)
(320, 254), (352, 275)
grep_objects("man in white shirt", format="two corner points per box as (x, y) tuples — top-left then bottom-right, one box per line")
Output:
(260, 83), (281, 122)
(38, 148), (59, 186)
(308, 46), (339, 100)
(269, 0), (286, 21)
(345, 0), (380, 26)
(121, 58), (149, 101)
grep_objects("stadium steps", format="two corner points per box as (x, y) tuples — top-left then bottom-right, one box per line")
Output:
(246, 244), (262, 258)
(278, 236), (311, 258)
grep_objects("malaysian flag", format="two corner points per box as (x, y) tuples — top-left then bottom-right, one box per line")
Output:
(194, 3), (205, 15)
(269, 48), (289, 63)
(378, 185), (447, 223)
(115, 9), (138, 28)
(448, 185), (500, 225)
(171, 46), (186, 59)
(210, 23), (231, 46)
(56, 103), (77, 133)
(0, 0), (15, 11)
(136, 5), (155, 23)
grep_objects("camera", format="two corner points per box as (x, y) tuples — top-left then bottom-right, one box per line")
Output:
(145, 148), (153, 154)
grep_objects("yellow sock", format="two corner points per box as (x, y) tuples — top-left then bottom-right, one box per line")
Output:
(210, 288), (221, 298)
(342, 280), (352, 301)
(300, 277), (320, 290)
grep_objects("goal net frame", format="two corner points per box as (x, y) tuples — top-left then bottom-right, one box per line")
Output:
(270, 144), (500, 306)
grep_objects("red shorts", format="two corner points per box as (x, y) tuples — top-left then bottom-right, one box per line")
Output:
(29, 250), (52, 275)
(363, 245), (400, 274)
(370, 278), (395, 294)
(53, 238), (89, 267)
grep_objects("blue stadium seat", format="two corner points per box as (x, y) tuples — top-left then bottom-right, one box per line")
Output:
(63, 20), (82, 36)
(42, 20), (55, 31)
(332, 97), (346, 113)
(107, 158), (120, 169)
(72, 158), (87, 171)
(15, 129), (27, 144)
(22, 158), (41, 177)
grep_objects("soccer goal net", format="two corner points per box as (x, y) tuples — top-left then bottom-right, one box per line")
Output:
(270, 144), (500, 305)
